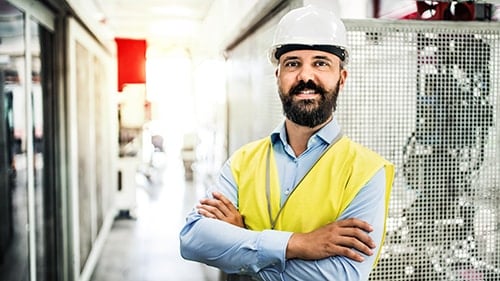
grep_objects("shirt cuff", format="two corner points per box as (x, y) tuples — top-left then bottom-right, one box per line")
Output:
(257, 229), (292, 272)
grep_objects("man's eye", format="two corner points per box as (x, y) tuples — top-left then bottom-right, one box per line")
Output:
(284, 61), (299, 67)
(315, 61), (329, 67)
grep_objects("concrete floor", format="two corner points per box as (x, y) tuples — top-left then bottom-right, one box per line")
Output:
(90, 154), (221, 281)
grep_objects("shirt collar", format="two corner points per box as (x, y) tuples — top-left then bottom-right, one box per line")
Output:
(270, 116), (342, 146)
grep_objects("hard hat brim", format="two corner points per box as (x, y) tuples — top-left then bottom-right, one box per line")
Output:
(274, 44), (347, 62)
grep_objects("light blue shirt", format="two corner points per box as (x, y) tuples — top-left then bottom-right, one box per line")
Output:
(179, 117), (388, 281)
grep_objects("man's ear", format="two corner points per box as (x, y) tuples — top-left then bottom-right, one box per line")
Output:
(275, 68), (279, 77)
(339, 69), (348, 89)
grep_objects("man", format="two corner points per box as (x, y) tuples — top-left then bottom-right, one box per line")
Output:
(180, 5), (394, 281)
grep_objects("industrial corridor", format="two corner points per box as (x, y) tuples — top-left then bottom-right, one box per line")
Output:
(2, 1), (500, 280)
(90, 149), (220, 281)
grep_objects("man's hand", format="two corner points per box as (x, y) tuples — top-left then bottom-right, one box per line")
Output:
(197, 191), (245, 228)
(286, 218), (376, 262)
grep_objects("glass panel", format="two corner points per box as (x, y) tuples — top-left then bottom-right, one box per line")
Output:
(0, 1), (29, 280)
(32, 18), (57, 281)
(94, 55), (104, 231)
(76, 42), (92, 272)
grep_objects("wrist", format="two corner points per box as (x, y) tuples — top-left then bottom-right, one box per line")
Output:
(286, 233), (304, 259)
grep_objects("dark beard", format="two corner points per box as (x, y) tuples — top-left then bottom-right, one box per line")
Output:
(279, 79), (340, 128)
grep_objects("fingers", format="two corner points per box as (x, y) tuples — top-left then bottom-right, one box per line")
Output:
(337, 218), (374, 233)
(197, 192), (245, 228)
(331, 245), (366, 262)
(340, 235), (374, 258)
(201, 192), (234, 215)
(212, 192), (238, 213)
(332, 219), (376, 259)
(286, 232), (358, 261)
(340, 227), (376, 249)
(198, 197), (229, 219)
(300, 218), (376, 261)
(336, 219), (375, 248)
(197, 202), (225, 219)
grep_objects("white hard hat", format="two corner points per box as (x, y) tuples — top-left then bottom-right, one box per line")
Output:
(269, 5), (349, 65)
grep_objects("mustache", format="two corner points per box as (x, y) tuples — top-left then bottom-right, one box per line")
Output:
(289, 80), (325, 96)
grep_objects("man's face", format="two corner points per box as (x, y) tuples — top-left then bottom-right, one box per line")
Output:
(276, 49), (347, 128)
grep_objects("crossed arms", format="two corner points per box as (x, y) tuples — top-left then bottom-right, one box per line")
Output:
(180, 167), (387, 281)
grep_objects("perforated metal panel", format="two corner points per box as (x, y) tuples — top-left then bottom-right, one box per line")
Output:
(339, 20), (500, 281)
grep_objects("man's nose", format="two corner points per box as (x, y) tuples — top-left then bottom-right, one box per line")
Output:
(297, 65), (315, 83)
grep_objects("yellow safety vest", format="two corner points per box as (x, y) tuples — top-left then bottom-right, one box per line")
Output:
(230, 136), (394, 264)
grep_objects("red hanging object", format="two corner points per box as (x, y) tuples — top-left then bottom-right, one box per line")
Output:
(115, 38), (147, 92)
(445, 2), (475, 20)
(416, 1), (448, 20)
(416, 1), (475, 21)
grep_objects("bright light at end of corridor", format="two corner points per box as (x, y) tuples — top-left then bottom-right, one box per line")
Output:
(146, 47), (195, 132)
